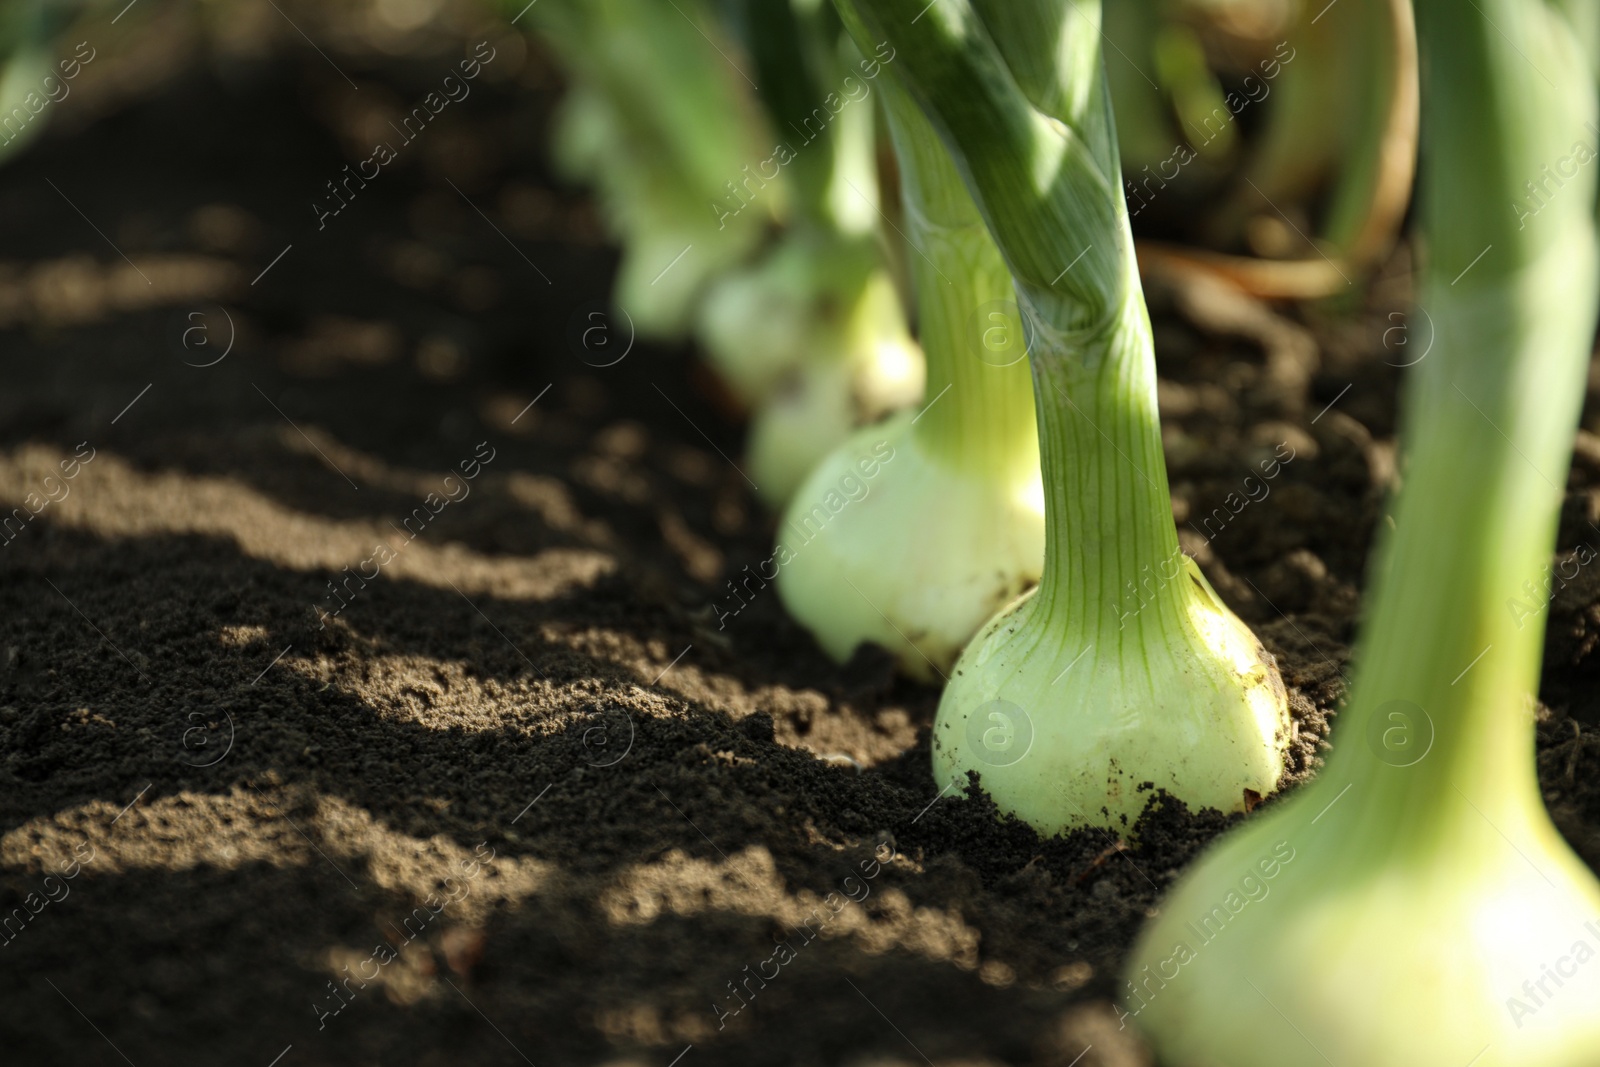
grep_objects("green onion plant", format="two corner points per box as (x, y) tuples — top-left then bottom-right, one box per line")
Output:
(1126, 1), (1600, 1062)
(697, 2), (924, 505)
(836, 0), (1290, 831)
(529, 0), (770, 339)
(529, 0), (923, 505)
(772, 70), (1043, 681)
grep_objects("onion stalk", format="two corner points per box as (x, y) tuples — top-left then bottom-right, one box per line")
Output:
(773, 69), (1043, 680)
(835, 0), (1290, 831)
(1125, 2), (1600, 1063)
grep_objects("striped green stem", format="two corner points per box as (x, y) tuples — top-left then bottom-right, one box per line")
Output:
(1325, 0), (1598, 834)
(838, 0), (1288, 831)
(842, 0), (1180, 629)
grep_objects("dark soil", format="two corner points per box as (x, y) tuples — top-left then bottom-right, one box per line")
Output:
(1, 11), (1597, 1067)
